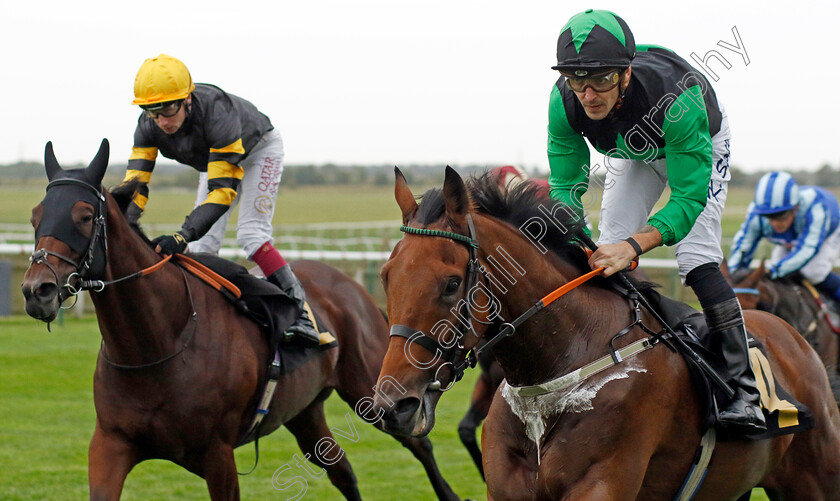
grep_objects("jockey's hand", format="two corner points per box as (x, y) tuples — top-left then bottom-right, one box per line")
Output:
(152, 232), (188, 255)
(588, 241), (637, 277)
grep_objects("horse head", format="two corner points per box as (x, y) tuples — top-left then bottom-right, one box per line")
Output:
(373, 167), (484, 436)
(375, 166), (591, 437)
(21, 139), (110, 322)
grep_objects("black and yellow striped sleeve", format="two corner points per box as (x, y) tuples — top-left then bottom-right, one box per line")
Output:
(123, 124), (159, 214)
(203, 139), (246, 208)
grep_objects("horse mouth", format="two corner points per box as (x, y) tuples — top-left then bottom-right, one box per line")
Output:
(379, 388), (440, 438)
(406, 390), (441, 437)
(22, 282), (62, 323)
(411, 392), (436, 436)
(24, 300), (59, 323)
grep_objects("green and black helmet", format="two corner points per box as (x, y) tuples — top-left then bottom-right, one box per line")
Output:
(552, 9), (636, 76)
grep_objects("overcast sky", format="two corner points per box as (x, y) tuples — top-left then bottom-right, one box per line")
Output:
(4, 0), (835, 174)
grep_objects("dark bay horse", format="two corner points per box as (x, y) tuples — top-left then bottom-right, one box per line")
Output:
(373, 167), (840, 500)
(724, 261), (840, 377)
(20, 140), (463, 501)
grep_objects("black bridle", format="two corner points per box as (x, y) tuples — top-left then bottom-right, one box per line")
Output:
(388, 215), (603, 392)
(389, 214), (487, 391)
(389, 218), (736, 399)
(30, 177), (108, 299)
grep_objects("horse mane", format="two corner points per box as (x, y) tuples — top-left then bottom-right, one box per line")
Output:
(415, 173), (585, 258)
(415, 171), (653, 292)
(109, 180), (155, 247)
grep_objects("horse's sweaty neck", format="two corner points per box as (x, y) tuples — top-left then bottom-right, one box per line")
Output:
(474, 222), (614, 387)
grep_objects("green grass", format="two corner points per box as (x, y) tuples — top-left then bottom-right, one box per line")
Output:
(0, 315), (487, 500)
(1, 182), (789, 499)
(0, 316), (773, 500)
(0, 184), (406, 227)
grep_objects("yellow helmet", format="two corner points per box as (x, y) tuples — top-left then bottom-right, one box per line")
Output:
(132, 54), (196, 106)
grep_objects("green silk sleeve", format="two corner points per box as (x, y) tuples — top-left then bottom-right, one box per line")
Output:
(547, 85), (590, 222)
(648, 86), (713, 246)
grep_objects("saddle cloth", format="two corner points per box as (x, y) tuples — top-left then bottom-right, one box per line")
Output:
(643, 289), (814, 441)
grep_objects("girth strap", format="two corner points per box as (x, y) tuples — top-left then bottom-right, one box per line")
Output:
(505, 337), (656, 397)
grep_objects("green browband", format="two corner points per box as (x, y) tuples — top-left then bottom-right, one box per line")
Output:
(399, 225), (478, 248)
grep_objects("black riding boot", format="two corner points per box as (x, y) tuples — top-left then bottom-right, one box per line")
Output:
(705, 298), (766, 433)
(267, 266), (321, 346)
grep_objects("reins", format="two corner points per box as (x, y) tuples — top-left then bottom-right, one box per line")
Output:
(394, 216), (735, 400)
(98, 265), (198, 370)
(393, 216), (611, 390)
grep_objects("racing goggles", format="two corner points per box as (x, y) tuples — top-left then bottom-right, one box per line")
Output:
(564, 70), (621, 93)
(141, 100), (184, 119)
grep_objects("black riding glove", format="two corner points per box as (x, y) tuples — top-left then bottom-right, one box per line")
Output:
(151, 232), (188, 255)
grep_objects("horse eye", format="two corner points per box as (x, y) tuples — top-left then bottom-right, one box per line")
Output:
(443, 277), (462, 296)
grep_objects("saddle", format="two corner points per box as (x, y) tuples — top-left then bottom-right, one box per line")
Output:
(177, 253), (337, 374)
(641, 289), (814, 441)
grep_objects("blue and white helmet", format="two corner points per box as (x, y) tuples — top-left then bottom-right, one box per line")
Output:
(753, 172), (799, 215)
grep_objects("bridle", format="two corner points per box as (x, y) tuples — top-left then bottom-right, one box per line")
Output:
(27, 177), (195, 369)
(30, 177), (109, 302)
(389, 216), (735, 399)
(389, 214), (608, 391)
(29, 178), (179, 304)
(389, 214), (486, 391)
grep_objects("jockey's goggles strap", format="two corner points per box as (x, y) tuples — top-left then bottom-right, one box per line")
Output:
(732, 288), (760, 296)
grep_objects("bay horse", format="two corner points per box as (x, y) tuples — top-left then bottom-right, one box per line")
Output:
(373, 166), (840, 500)
(20, 140), (464, 501)
(724, 260), (840, 399)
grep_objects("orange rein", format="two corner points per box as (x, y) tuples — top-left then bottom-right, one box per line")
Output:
(539, 267), (605, 308)
(89, 252), (241, 300)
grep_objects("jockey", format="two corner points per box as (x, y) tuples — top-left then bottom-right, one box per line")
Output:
(547, 10), (765, 432)
(122, 54), (320, 346)
(729, 172), (840, 302)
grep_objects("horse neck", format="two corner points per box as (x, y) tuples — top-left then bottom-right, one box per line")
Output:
(473, 215), (627, 387)
(90, 199), (193, 364)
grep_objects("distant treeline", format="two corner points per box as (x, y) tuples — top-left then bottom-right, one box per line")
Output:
(2, 160), (838, 189)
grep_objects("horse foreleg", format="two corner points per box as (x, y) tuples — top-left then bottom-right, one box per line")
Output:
(88, 425), (136, 501)
(458, 372), (495, 481)
(202, 441), (240, 501)
(285, 402), (362, 501)
(395, 435), (461, 501)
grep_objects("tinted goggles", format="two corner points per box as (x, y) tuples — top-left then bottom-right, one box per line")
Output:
(141, 100), (184, 119)
(564, 70), (621, 93)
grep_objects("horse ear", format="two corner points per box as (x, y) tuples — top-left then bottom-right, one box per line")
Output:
(394, 167), (418, 223)
(443, 166), (469, 227)
(86, 138), (110, 185)
(746, 261), (765, 286)
(44, 141), (62, 181)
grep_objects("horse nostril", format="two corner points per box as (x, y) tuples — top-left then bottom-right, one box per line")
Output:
(34, 282), (58, 302)
(393, 397), (421, 420)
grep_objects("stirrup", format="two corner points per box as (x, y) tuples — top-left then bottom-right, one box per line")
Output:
(285, 322), (321, 346)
